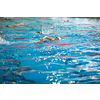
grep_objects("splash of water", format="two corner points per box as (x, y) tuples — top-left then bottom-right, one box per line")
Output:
(0, 37), (10, 45)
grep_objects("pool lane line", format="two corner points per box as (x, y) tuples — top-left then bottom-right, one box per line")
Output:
(9, 33), (27, 35)
(1, 41), (100, 49)
(14, 28), (100, 34)
(12, 37), (40, 39)
(0, 53), (100, 62)
(12, 33), (100, 39)
(1, 42), (80, 49)
(0, 33), (27, 38)
(44, 25), (100, 30)
(13, 25), (100, 32)
(63, 34), (99, 37)
(71, 29), (100, 32)
(16, 33), (26, 34)
(15, 29), (30, 31)
(9, 28), (99, 37)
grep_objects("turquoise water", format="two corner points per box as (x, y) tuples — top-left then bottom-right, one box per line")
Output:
(0, 17), (100, 84)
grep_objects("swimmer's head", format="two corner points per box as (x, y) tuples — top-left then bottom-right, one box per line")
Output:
(55, 36), (61, 41)
(37, 31), (41, 33)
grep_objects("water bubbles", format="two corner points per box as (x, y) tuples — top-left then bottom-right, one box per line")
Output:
(68, 81), (75, 84)
(52, 72), (56, 75)
(50, 78), (53, 81)
(62, 59), (66, 62)
(0, 31), (2, 33)
(90, 76), (98, 79)
(27, 54), (31, 56)
(46, 76), (49, 80)
(57, 74), (61, 76)
(43, 58), (47, 60)
(52, 82), (56, 84)
(46, 66), (48, 69)
(0, 37), (10, 45)
(72, 60), (77, 62)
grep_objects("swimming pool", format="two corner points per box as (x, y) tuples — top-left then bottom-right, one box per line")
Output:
(0, 17), (100, 84)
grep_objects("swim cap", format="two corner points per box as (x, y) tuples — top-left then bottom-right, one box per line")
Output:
(58, 37), (61, 40)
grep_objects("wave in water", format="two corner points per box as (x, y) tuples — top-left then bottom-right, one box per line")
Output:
(0, 37), (10, 45)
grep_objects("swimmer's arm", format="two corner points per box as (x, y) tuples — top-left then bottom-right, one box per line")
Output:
(40, 24), (43, 33)
(38, 36), (49, 42)
(40, 36), (54, 41)
(37, 24), (43, 34)
(60, 19), (68, 22)
(8, 23), (24, 27)
(7, 24), (18, 27)
(45, 36), (54, 41)
(61, 19), (64, 22)
(24, 41), (41, 44)
(8, 25), (16, 27)
(38, 36), (46, 42)
(24, 42), (32, 44)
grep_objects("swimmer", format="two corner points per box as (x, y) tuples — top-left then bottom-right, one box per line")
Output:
(3, 23), (24, 27)
(61, 19), (69, 22)
(25, 36), (61, 44)
(37, 24), (43, 34)
(37, 24), (49, 34)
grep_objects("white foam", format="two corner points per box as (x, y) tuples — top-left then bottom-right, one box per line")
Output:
(29, 40), (37, 43)
(0, 37), (10, 45)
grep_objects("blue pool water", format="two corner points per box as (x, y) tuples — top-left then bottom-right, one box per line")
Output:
(0, 17), (100, 84)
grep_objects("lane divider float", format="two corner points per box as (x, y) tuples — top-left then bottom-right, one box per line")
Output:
(1, 41), (100, 49)
(0, 53), (100, 62)
(12, 33), (100, 39)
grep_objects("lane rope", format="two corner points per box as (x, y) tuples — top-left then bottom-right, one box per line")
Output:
(1, 41), (100, 49)
(12, 33), (100, 39)
(0, 53), (100, 62)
